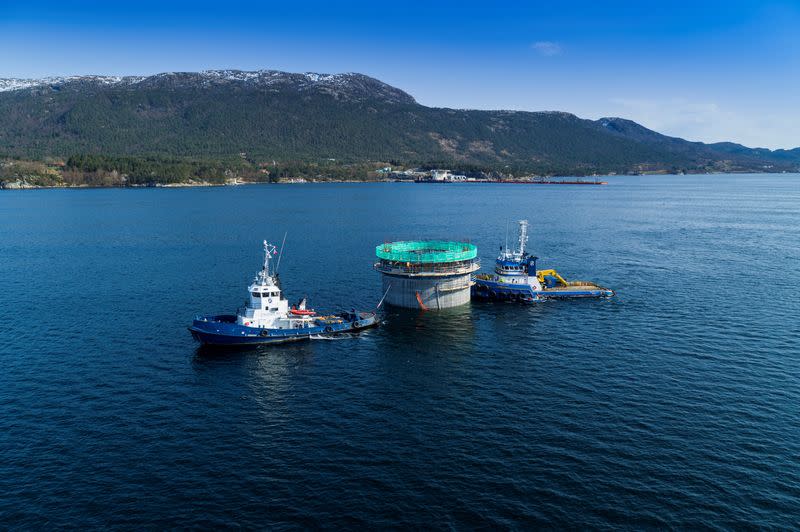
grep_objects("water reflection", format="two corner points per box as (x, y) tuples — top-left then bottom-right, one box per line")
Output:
(192, 338), (313, 359)
(376, 304), (478, 356)
(192, 340), (318, 416)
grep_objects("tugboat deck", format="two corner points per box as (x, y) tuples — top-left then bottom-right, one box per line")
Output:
(543, 282), (608, 292)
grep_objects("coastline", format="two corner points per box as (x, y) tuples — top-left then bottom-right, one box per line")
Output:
(0, 179), (398, 190)
(2, 172), (798, 190)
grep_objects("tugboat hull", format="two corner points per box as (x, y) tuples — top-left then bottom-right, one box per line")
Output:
(472, 278), (613, 302)
(471, 219), (614, 303)
(188, 312), (379, 346)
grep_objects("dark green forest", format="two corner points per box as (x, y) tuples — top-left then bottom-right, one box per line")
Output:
(1, 71), (798, 186)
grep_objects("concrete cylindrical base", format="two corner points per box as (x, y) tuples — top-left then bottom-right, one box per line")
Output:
(381, 273), (472, 309)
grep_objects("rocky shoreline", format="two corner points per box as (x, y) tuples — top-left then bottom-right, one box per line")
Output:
(0, 178), (397, 190)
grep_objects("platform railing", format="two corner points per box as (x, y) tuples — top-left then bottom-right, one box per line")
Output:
(374, 259), (480, 276)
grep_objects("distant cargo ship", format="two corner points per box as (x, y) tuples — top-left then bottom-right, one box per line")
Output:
(414, 178), (607, 185)
(487, 179), (608, 185)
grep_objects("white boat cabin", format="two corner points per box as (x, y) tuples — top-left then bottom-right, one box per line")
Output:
(494, 220), (543, 290)
(236, 241), (315, 330)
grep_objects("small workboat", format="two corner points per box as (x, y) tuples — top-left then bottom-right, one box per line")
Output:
(189, 240), (378, 346)
(290, 298), (316, 316)
(472, 220), (614, 302)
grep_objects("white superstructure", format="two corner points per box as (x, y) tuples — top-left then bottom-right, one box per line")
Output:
(236, 241), (314, 330)
(494, 220), (543, 290)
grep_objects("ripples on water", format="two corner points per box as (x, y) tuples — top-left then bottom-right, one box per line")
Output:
(1, 175), (799, 527)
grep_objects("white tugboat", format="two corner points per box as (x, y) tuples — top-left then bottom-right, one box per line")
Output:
(189, 240), (378, 346)
(472, 220), (614, 302)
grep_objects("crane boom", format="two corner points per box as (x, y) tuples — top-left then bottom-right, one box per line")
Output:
(536, 269), (568, 286)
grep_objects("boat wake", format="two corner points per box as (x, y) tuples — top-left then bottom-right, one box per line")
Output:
(310, 334), (356, 341)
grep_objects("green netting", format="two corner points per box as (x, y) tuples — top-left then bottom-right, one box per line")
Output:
(375, 240), (477, 263)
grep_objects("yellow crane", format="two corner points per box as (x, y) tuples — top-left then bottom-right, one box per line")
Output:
(536, 269), (568, 286)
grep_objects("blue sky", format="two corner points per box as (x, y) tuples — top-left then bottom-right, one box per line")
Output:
(1, 1), (798, 148)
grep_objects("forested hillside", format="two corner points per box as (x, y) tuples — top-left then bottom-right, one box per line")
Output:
(0, 70), (798, 184)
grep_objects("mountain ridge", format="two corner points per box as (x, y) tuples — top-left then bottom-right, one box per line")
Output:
(0, 70), (417, 105)
(0, 69), (797, 176)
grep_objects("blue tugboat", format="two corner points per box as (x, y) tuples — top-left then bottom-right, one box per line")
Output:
(189, 241), (378, 346)
(472, 220), (614, 302)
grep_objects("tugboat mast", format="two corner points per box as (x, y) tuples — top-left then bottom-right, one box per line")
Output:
(259, 240), (278, 284)
(500, 219), (529, 260)
(517, 220), (528, 257)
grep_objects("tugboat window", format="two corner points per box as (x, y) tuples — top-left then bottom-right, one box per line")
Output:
(252, 292), (261, 297)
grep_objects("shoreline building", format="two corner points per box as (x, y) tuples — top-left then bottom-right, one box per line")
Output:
(374, 240), (480, 309)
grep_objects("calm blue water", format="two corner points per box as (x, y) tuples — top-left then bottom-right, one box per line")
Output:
(1, 176), (799, 528)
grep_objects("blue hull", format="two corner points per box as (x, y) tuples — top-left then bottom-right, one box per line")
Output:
(472, 278), (613, 302)
(472, 280), (539, 302)
(188, 312), (379, 346)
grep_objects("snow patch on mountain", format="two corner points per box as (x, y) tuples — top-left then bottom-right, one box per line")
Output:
(0, 70), (416, 104)
(0, 75), (147, 92)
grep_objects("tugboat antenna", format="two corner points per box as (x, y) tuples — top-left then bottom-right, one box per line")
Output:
(275, 231), (287, 274)
(504, 219), (509, 254)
